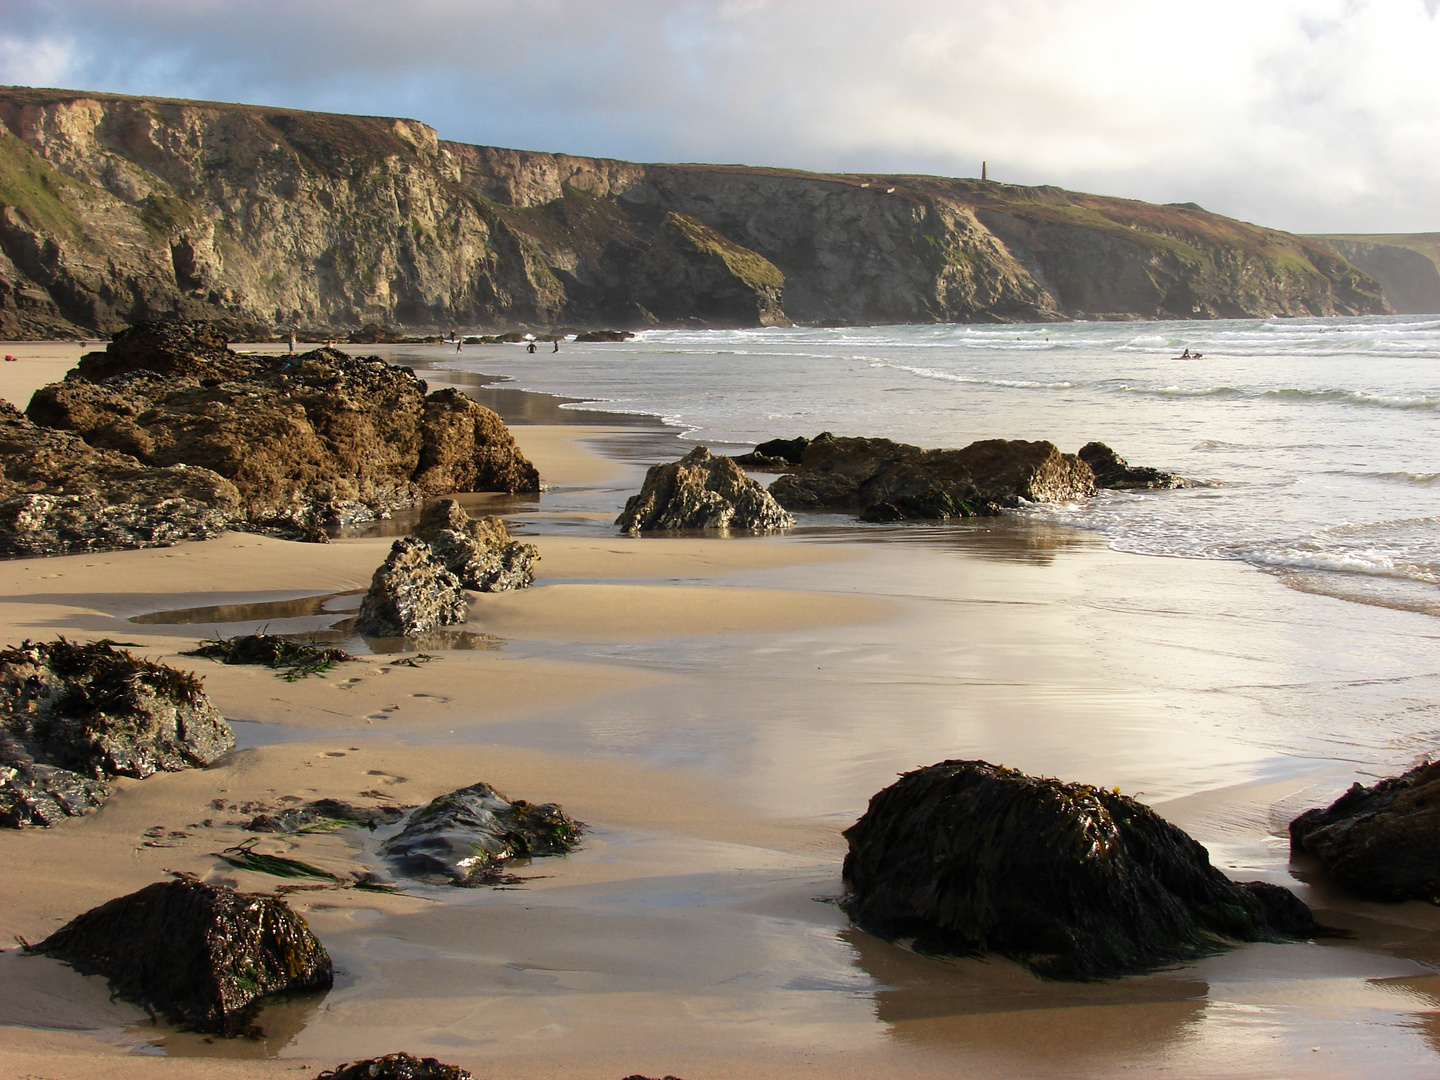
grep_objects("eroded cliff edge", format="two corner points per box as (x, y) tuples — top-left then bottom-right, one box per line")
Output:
(0, 85), (1384, 337)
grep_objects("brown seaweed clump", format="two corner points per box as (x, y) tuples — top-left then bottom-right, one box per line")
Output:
(33, 877), (332, 1035)
(316, 1054), (473, 1080)
(842, 760), (1314, 980)
(184, 633), (356, 681)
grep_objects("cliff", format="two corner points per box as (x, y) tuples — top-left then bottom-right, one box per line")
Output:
(1308, 234), (1440, 315)
(0, 85), (1385, 337)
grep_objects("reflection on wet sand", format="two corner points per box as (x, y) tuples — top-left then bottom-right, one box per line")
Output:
(138, 990), (328, 1059)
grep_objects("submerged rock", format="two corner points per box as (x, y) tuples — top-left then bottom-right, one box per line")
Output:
(381, 781), (584, 886)
(354, 538), (467, 638)
(769, 434), (1094, 519)
(0, 638), (234, 828)
(414, 499), (538, 592)
(33, 877), (332, 1034)
(842, 760), (1313, 980)
(1078, 442), (1186, 490)
(573, 329), (636, 342)
(616, 446), (794, 533)
(25, 321), (539, 532)
(316, 1054), (472, 1080)
(0, 400), (240, 557)
(1289, 761), (1440, 902)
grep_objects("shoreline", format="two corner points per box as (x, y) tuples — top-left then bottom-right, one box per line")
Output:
(2, 348), (1440, 1077)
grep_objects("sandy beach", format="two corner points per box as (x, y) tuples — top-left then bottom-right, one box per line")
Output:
(3, 349), (1440, 1079)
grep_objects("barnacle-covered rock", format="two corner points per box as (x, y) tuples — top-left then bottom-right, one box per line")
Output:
(354, 538), (467, 638)
(316, 1053), (472, 1080)
(616, 446), (793, 533)
(414, 498), (538, 592)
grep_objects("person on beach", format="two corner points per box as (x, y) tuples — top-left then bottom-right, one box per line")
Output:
(553, 338), (560, 352)
(288, 330), (296, 354)
(527, 340), (537, 354)
(1181, 348), (1191, 358)
(457, 338), (463, 352)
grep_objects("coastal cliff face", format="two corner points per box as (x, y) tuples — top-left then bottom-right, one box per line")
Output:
(1309, 235), (1440, 315)
(0, 86), (1385, 337)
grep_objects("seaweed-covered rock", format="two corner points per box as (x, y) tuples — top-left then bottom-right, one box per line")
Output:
(1289, 761), (1440, 902)
(354, 538), (468, 638)
(184, 633), (356, 680)
(1078, 442), (1186, 490)
(616, 446), (794, 533)
(26, 322), (539, 530)
(842, 760), (1313, 980)
(316, 1054), (472, 1080)
(34, 877), (332, 1035)
(769, 434), (1094, 519)
(0, 638), (234, 827)
(381, 781), (584, 886)
(0, 400), (241, 557)
(246, 798), (410, 834)
(414, 499), (538, 592)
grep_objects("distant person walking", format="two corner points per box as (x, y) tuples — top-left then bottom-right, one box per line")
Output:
(456, 338), (463, 352)
(526, 340), (537, 354)
(288, 330), (296, 354)
(552, 338), (559, 353)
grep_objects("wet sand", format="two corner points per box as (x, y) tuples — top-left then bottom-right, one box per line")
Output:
(2, 353), (1440, 1079)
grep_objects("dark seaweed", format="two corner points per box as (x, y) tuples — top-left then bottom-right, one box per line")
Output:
(184, 633), (356, 680)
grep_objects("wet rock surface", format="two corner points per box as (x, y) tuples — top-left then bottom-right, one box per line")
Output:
(33, 877), (332, 1035)
(354, 538), (467, 638)
(616, 446), (794, 533)
(316, 1054), (473, 1080)
(842, 759), (1314, 980)
(381, 781), (585, 886)
(0, 400), (241, 556)
(0, 638), (234, 828)
(769, 434), (1095, 520)
(1289, 760), (1440, 902)
(1079, 441), (1186, 490)
(414, 498), (538, 592)
(25, 321), (539, 531)
(731, 435), (811, 470)
(246, 798), (410, 834)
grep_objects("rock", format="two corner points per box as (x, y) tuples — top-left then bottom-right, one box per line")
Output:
(616, 446), (794, 533)
(769, 434), (1094, 520)
(731, 435), (811, 469)
(245, 798), (409, 834)
(1078, 442), (1185, 490)
(25, 323), (539, 530)
(573, 330), (635, 342)
(0, 638), (234, 827)
(413, 499), (538, 591)
(354, 538), (467, 638)
(315, 1054), (472, 1080)
(33, 877), (332, 1035)
(842, 760), (1314, 980)
(380, 781), (584, 886)
(0, 400), (241, 556)
(1289, 761), (1440, 902)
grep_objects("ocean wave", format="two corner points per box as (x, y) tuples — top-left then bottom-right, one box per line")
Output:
(1330, 470), (1440, 487)
(885, 363), (1076, 390)
(1117, 384), (1243, 398)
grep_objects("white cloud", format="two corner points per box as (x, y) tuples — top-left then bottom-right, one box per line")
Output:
(0, 0), (1435, 231)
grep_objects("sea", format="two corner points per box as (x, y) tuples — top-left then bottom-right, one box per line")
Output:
(441, 314), (1440, 619)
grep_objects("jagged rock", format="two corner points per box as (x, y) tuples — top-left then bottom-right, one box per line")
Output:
(769, 434), (1094, 520)
(1079, 442), (1185, 490)
(842, 760), (1314, 980)
(1289, 761), (1440, 902)
(616, 446), (794, 533)
(25, 323), (539, 530)
(380, 781), (584, 886)
(0, 400), (241, 556)
(573, 329), (635, 342)
(33, 877), (332, 1035)
(246, 798), (409, 834)
(0, 638), (234, 827)
(414, 499), (538, 591)
(316, 1054), (472, 1080)
(731, 435), (811, 469)
(354, 538), (467, 638)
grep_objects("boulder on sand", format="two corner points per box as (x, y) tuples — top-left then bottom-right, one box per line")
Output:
(353, 537), (467, 638)
(842, 760), (1314, 980)
(1289, 760), (1440, 902)
(381, 781), (584, 886)
(0, 638), (234, 828)
(1078, 442), (1186, 490)
(414, 498), (538, 592)
(33, 876), (333, 1035)
(616, 446), (794, 533)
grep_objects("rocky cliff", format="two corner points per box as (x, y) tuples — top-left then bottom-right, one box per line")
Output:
(0, 86), (1384, 337)
(1308, 234), (1440, 315)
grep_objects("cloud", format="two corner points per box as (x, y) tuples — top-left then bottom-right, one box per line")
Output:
(0, 0), (1434, 232)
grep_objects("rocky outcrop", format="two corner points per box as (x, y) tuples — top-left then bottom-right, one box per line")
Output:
(0, 638), (234, 827)
(843, 760), (1314, 980)
(1310, 235), (1440, 315)
(1078, 441), (1186, 490)
(316, 1055), (472, 1080)
(0, 399), (240, 556)
(354, 500), (537, 637)
(32, 877), (332, 1034)
(24, 322), (538, 529)
(732, 435), (811, 470)
(0, 87), (1383, 336)
(414, 498), (538, 591)
(1289, 761), (1440, 902)
(768, 434), (1095, 520)
(380, 781), (584, 886)
(616, 446), (794, 533)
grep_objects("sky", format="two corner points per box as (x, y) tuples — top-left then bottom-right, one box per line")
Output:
(1, 0), (1436, 234)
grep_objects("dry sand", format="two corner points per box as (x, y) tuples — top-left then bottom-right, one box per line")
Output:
(2, 399), (1439, 1079)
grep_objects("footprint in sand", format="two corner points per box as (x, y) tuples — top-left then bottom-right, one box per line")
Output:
(320, 751), (347, 758)
(365, 769), (407, 785)
(411, 693), (452, 703)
